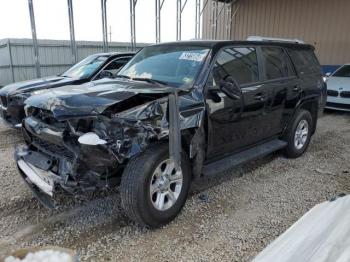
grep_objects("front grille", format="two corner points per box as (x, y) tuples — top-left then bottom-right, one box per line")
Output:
(340, 91), (350, 98)
(0, 95), (7, 107)
(326, 102), (350, 110)
(32, 136), (75, 160)
(327, 90), (339, 97)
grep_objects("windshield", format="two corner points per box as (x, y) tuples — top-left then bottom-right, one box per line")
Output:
(332, 65), (350, 77)
(61, 55), (109, 79)
(118, 45), (210, 87)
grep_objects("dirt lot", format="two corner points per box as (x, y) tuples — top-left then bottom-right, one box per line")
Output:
(0, 111), (349, 261)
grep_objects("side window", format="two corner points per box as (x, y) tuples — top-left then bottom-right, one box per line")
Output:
(261, 47), (295, 80)
(288, 49), (321, 75)
(212, 47), (259, 86)
(104, 57), (131, 75)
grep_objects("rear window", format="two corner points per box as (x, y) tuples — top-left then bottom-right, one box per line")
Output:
(288, 48), (321, 75)
(261, 47), (295, 80)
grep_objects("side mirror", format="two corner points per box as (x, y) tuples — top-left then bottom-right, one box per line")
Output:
(219, 77), (242, 100)
(99, 70), (114, 79)
(325, 72), (331, 77)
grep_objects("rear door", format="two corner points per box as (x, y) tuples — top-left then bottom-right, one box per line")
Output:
(287, 48), (325, 112)
(206, 46), (269, 158)
(258, 46), (299, 136)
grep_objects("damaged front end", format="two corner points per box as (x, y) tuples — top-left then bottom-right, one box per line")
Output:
(15, 85), (205, 208)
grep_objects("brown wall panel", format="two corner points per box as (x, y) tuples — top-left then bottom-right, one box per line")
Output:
(202, 0), (350, 65)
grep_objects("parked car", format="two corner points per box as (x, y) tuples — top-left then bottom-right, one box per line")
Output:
(325, 64), (350, 111)
(15, 40), (325, 227)
(0, 52), (134, 127)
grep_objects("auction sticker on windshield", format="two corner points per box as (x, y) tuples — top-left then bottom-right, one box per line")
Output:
(179, 52), (206, 62)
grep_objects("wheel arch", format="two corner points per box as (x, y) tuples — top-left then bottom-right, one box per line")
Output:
(298, 98), (319, 135)
(283, 96), (319, 137)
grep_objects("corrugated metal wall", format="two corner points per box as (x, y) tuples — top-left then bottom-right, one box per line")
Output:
(202, 0), (350, 66)
(0, 38), (148, 86)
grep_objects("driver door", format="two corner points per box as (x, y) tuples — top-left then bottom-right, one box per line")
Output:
(206, 46), (268, 159)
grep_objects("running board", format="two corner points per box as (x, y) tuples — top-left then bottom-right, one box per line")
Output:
(202, 139), (287, 177)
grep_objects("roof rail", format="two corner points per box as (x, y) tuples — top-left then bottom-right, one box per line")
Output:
(247, 36), (304, 44)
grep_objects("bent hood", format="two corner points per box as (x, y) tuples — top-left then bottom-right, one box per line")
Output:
(24, 79), (181, 119)
(0, 76), (78, 97)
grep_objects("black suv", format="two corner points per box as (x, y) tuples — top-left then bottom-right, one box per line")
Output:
(15, 40), (326, 227)
(0, 52), (134, 127)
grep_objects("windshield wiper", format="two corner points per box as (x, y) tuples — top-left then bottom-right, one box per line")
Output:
(132, 77), (168, 86)
(115, 74), (131, 79)
(115, 75), (169, 86)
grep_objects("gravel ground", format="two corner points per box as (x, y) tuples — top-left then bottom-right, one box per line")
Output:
(0, 111), (349, 261)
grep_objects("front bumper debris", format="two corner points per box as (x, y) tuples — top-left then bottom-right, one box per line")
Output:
(15, 146), (63, 208)
(17, 159), (54, 196)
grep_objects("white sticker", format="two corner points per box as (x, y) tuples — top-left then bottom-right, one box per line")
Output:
(179, 52), (206, 62)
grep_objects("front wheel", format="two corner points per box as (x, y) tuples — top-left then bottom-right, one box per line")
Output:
(120, 143), (191, 228)
(284, 109), (313, 158)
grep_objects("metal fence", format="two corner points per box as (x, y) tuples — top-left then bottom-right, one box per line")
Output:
(0, 38), (148, 86)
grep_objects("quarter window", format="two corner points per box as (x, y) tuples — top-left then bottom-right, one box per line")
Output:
(288, 48), (322, 75)
(261, 47), (295, 80)
(213, 47), (259, 85)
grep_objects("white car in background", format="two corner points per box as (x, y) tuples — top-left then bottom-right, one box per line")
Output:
(326, 64), (350, 111)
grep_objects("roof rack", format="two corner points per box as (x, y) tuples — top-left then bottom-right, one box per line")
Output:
(247, 36), (304, 44)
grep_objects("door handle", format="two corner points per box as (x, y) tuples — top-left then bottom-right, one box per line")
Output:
(254, 93), (266, 101)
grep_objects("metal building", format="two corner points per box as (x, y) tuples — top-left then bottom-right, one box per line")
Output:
(0, 38), (147, 86)
(202, 0), (350, 72)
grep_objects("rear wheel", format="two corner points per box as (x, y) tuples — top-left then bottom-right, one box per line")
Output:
(120, 143), (191, 228)
(284, 109), (313, 158)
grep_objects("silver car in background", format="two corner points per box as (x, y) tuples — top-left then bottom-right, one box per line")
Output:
(326, 64), (350, 111)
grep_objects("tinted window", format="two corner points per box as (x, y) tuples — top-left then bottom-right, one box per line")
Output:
(261, 47), (295, 80)
(104, 58), (130, 75)
(288, 48), (321, 75)
(332, 65), (350, 77)
(213, 47), (259, 85)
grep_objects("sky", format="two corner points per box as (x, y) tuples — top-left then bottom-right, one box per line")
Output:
(0, 0), (199, 44)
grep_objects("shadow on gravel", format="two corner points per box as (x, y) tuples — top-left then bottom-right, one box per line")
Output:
(0, 190), (132, 253)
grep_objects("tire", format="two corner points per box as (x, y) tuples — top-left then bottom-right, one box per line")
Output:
(120, 143), (191, 228)
(284, 109), (313, 158)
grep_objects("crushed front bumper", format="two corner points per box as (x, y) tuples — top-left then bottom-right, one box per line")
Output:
(17, 116), (124, 208)
(15, 146), (63, 208)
